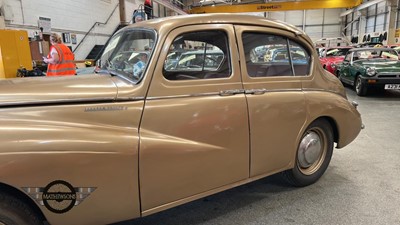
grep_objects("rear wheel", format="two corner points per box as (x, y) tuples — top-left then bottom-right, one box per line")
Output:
(0, 192), (43, 225)
(355, 76), (368, 96)
(282, 119), (334, 187)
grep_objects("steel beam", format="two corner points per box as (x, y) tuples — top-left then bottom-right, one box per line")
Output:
(190, 0), (362, 14)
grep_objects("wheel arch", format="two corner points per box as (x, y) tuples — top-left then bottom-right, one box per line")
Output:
(335, 69), (340, 76)
(0, 182), (47, 223)
(282, 117), (335, 187)
(354, 72), (362, 82)
(291, 116), (338, 166)
(303, 90), (362, 149)
(315, 116), (339, 145)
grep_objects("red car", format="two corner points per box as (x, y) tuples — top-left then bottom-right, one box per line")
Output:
(319, 46), (352, 75)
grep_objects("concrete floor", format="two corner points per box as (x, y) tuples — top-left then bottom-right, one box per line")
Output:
(117, 87), (400, 225)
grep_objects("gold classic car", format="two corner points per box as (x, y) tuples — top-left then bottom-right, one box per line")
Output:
(0, 14), (362, 225)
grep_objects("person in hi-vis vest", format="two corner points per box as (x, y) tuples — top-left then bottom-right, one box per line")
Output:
(43, 33), (76, 76)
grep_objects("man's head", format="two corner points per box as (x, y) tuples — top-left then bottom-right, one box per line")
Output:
(139, 53), (148, 62)
(135, 15), (143, 23)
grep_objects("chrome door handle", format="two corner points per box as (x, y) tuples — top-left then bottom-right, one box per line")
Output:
(245, 88), (267, 95)
(219, 89), (244, 96)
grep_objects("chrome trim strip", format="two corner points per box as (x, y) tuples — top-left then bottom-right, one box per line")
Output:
(245, 88), (267, 94)
(146, 88), (304, 100)
(264, 88), (302, 92)
(0, 97), (144, 108)
(219, 89), (245, 96)
(377, 72), (400, 75)
(146, 92), (220, 100)
(302, 88), (326, 92)
(117, 97), (145, 101)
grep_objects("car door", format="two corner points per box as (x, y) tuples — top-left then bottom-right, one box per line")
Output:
(234, 25), (308, 177)
(339, 52), (353, 84)
(139, 25), (250, 213)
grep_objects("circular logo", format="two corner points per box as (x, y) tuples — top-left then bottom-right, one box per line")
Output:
(42, 180), (76, 214)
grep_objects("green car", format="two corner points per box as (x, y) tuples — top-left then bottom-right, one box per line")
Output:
(335, 48), (400, 96)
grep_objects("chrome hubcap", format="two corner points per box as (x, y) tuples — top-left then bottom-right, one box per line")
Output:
(298, 131), (322, 168)
(356, 78), (361, 93)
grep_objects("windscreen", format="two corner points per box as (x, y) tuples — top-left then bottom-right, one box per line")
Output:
(98, 28), (156, 82)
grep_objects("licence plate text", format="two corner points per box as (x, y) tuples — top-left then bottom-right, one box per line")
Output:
(384, 84), (400, 90)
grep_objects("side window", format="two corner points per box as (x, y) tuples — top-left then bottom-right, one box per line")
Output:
(163, 30), (231, 80)
(289, 40), (310, 76)
(242, 32), (310, 77)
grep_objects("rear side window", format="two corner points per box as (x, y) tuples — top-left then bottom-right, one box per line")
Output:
(163, 30), (231, 80)
(242, 32), (310, 77)
(289, 40), (311, 76)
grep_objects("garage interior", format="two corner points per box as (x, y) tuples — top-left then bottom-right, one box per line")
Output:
(0, 0), (399, 225)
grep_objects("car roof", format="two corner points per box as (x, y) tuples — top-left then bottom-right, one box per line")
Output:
(119, 14), (312, 46)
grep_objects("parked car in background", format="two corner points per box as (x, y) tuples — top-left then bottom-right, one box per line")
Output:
(336, 47), (400, 96)
(0, 14), (362, 225)
(253, 45), (268, 62)
(264, 46), (308, 64)
(387, 44), (400, 53)
(354, 41), (383, 48)
(314, 37), (351, 48)
(165, 49), (225, 73)
(319, 46), (352, 75)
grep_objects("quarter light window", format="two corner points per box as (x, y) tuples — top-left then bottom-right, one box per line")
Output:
(163, 30), (231, 80)
(242, 32), (310, 77)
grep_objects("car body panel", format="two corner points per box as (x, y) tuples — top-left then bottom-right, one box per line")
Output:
(0, 101), (143, 225)
(139, 24), (250, 212)
(301, 67), (362, 148)
(303, 91), (362, 148)
(0, 14), (362, 225)
(0, 75), (117, 106)
(235, 25), (308, 176)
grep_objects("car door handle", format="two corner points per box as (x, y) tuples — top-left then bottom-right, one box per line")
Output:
(219, 89), (245, 96)
(245, 88), (267, 95)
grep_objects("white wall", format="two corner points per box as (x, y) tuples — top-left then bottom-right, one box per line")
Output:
(4, 0), (143, 59)
(246, 9), (343, 41)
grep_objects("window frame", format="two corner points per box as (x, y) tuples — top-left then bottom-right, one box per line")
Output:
(241, 31), (311, 78)
(162, 29), (232, 81)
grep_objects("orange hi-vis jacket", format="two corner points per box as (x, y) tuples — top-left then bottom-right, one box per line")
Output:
(46, 44), (76, 76)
